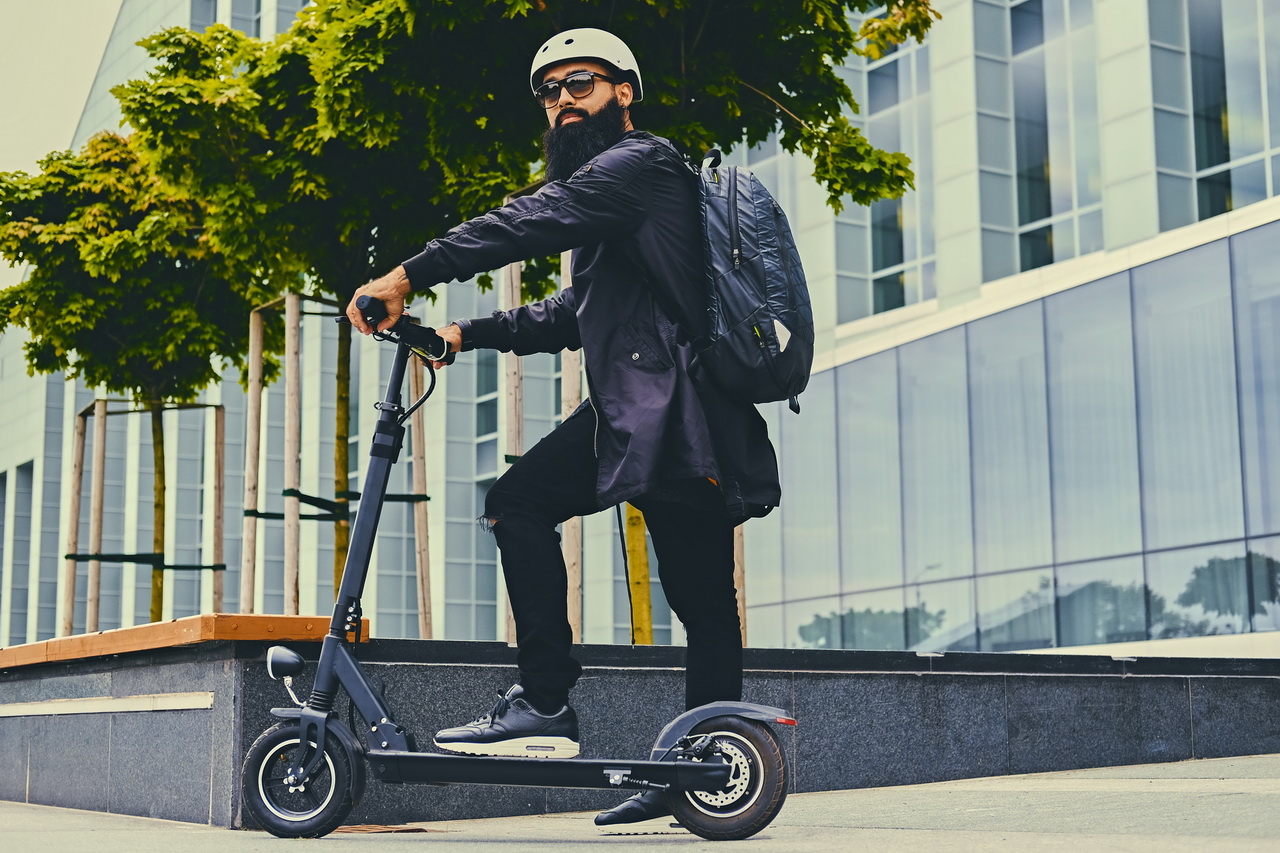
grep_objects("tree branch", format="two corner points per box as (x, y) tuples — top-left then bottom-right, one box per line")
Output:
(737, 80), (811, 131)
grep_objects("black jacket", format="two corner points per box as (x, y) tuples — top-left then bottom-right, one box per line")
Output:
(401, 131), (780, 521)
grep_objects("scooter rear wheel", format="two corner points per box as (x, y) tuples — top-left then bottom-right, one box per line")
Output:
(241, 721), (358, 838)
(665, 715), (788, 840)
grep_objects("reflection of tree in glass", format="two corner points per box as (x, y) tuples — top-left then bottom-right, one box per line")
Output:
(1250, 552), (1280, 630)
(1167, 552), (1280, 634)
(1058, 580), (1147, 645)
(1175, 555), (1249, 617)
(791, 554), (1280, 650)
(795, 605), (944, 650)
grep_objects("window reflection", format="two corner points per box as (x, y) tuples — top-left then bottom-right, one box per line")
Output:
(779, 371), (840, 601)
(873, 273), (906, 312)
(837, 353), (904, 592)
(1231, 221), (1280, 537)
(841, 588), (907, 650)
(1045, 274), (1142, 563)
(1197, 160), (1268, 219)
(1013, 52), (1051, 226)
(786, 597), (843, 649)
(907, 578), (978, 652)
(1011, 0), (1045, 55)
(1132, 242), (1243, 549)
(969, 304), (1053, 574)
(900, 330), (973, 581)
(746, 604), (785, 649)
(1056, 557), (1147, 646)
(1146, 543), (1249, 638)
(1267, 4), (1280, 149)
(977, 569), (1054, 651)
(1245, 538), (1280, 632)
(868, 59), (900, 114)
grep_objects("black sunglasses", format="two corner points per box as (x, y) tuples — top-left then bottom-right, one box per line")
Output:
(534, 71), (618, 109)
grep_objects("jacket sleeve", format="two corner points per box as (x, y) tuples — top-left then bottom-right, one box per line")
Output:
(467, 287), (581, 356)
(400, 138), (657, 290)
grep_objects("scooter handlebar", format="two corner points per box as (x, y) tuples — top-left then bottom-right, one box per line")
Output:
(337, 295), (456, 364)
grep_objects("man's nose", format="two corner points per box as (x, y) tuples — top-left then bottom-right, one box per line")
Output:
(556, 85), (578, 107)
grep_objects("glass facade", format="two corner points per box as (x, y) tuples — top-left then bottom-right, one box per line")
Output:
(750, 218), (1280, 651)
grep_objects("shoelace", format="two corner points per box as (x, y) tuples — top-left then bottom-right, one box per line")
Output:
(469, 691), (511, 726)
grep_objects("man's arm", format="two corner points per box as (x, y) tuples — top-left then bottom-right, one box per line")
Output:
(346, 137), (658, 334)
(466, 287), (581, 356)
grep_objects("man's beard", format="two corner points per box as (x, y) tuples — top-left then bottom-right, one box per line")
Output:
(542, 97), (629, 183)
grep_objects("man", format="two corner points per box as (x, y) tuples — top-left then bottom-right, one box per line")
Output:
(346, 28), (779, 826)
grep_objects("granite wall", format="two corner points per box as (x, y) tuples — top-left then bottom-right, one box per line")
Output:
(2, 639), (1278, 827)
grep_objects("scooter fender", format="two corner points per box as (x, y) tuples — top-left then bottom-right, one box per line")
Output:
(267, 708), (369, 802)
(648, 700), (796, 760)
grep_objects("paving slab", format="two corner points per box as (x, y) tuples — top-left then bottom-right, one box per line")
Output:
(3, 753), (1278, 852)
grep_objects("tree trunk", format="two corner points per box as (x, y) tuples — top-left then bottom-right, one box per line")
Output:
(149, 400), (166, 623)
(334, 320), (351, 596)
(624, 504), (653, 644)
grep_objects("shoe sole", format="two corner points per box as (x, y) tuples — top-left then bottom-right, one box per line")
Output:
(433, 736), (580, 759)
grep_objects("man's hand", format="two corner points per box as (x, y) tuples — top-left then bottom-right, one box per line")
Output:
(347, 266), (411, 334)
(430, 323), (463, 369)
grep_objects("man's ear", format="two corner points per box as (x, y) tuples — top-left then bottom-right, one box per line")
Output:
(615, 80), (633, 109)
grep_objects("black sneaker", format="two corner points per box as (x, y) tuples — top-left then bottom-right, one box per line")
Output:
(594, 790), (673, 826)
(433, 685), (580, 758)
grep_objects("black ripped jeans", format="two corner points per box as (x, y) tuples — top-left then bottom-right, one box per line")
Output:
(482, 404), (743, 714)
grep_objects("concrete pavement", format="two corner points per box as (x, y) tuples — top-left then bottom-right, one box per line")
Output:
(4, 753), (1278, 851)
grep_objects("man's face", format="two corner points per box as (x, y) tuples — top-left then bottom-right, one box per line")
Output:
(538, 59), (634, 183)
(539, 60), (633, 129)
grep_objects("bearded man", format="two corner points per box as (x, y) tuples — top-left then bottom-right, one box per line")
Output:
(346, 28), (780, 827)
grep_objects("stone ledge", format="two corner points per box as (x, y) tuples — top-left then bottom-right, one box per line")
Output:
(0, 613), (368, 670)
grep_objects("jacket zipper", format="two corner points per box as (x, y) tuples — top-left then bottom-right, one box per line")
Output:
(729, 167), (741, 268)
(584, 365), (600, 458)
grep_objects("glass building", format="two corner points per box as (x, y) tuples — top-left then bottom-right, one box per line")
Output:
(2, 0), (1280, 657)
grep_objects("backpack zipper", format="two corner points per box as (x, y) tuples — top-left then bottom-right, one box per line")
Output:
(773, 201), (795, 303)
(752, 323), (785, 390)
(729, 168), (742, 268)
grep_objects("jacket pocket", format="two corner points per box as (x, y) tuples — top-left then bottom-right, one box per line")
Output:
(618, 323), (673, 372)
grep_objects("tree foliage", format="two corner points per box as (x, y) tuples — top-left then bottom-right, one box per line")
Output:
(115, 0), (940, 304)
(0, 131), (272, 401)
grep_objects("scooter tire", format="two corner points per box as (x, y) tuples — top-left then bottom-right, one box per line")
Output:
(665, 715), (788, 841)
(241, 721), (358, 838)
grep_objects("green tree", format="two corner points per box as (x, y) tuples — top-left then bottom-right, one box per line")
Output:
(0, 132), (273, 622)
(112, 0), (939, 593)
(117, 0), (943, 302)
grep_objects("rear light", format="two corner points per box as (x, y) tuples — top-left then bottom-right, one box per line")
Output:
(775, 717), (797, 726)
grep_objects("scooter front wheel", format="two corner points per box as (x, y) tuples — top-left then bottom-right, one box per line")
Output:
(666, 715), (788, 840)
(241, 721), (359, 838)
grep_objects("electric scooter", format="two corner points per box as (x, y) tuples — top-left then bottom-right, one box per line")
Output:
(240, 296), (797, 841)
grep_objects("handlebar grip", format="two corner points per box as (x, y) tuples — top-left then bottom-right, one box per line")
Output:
(355, 294), (388, 328)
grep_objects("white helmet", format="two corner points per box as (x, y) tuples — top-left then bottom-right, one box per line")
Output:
(530, 28), (644, 102)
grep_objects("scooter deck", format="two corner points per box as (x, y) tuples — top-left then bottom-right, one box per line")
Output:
(366, 749), (732, 791)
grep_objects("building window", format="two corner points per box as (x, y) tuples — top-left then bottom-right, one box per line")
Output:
(1006, 0), (1101, 274)
(276, 0), (308, 33)
(1156, 0), (1277, 225)
(231, 0), (261, 37)
(836, 22), (933, 322)
(9, 463), (33, 645)
(190, 0), (217, 32)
